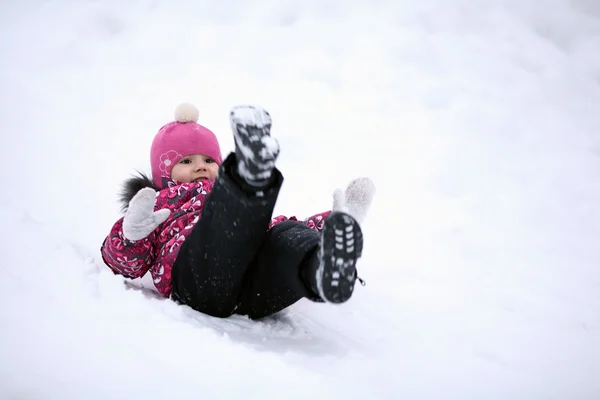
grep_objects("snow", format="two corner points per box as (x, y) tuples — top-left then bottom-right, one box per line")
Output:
(1, 0), (600, 398)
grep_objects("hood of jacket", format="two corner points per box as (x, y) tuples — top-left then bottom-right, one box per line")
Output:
(119, 171), (158, 212)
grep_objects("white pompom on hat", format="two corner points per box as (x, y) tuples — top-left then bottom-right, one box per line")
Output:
(174, 102), (200, 123)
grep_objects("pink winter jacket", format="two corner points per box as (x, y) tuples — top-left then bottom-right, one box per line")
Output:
(101, 179), (330, 297)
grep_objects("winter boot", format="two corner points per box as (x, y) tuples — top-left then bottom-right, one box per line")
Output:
(229, 105), (280, 187)
(305, 211), (364, 304)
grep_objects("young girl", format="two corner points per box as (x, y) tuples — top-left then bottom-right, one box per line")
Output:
(101, 103), (375, 319)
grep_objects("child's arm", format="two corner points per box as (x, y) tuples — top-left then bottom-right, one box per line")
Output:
(269, 177), (375, 232)
(269, 212), (331, 232)
(100, 218), (159, 279)
(302, 211), (331, 232)
(100, 187), (170, 279)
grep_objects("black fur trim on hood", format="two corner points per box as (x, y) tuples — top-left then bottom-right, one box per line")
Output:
(119, 171), (159, 212)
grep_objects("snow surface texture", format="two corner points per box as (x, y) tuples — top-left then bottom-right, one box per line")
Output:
(2, 0), (600, 398)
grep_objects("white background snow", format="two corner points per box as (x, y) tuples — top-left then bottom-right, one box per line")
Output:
(2, 0), (600, 398)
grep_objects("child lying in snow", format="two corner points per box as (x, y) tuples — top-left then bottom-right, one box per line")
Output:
(100, 104), (375, 319)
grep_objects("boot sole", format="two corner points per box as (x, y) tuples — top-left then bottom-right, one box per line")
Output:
(316, 211), (363, 304)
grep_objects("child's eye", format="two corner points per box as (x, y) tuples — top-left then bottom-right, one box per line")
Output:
(180, 159), (191, 164)
(205, 158), (214, 163)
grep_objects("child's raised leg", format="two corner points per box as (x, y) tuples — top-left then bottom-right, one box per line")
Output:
(171, 106), (281, 318)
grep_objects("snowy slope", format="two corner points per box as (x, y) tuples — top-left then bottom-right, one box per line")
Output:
(1, 0), (600, 398)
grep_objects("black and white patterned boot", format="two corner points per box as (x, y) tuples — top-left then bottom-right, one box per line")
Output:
(314, 211), (364, 304)
(229, 105), (280, 187)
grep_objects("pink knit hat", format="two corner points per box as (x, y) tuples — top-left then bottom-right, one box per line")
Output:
(150, 103), (222, 188)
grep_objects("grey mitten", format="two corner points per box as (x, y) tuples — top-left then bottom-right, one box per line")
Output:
(122, 188), (170, 241)
(332, 177), (376, 225)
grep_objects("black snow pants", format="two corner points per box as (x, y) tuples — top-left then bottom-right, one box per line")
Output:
(171, 153), (322, 319)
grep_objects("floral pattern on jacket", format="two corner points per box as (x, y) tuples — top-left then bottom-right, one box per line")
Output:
(101, 179), (330, 297)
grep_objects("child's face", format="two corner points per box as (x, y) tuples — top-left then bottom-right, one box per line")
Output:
(171, 154), (219, 183)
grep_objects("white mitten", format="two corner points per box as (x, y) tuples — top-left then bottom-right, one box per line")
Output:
(332, 177), (375, 225)
(122, 188), (171, 241)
